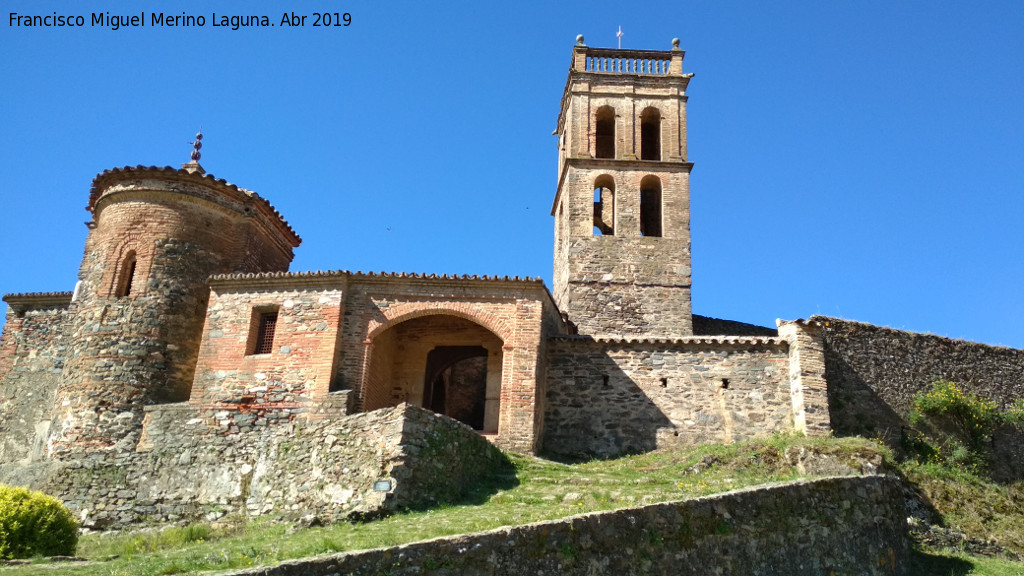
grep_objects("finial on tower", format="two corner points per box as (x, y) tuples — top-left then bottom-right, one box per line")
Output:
(182, 129), (206, 174)
(672, 38), (680, 50)
(190, 130), (203, 162)
(576, 34), (584, 46)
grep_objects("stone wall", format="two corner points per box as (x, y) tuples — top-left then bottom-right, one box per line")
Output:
(543, 336), (791, 458)
(554, 165), (694, 339)
(0, 294), (71, 466)
(225, 475), (909, 576)
(816, 316), (1024, 439)
(692, 314), (777, 337)
(816, 315), (1024, 479)
(36, 404), (506, 529)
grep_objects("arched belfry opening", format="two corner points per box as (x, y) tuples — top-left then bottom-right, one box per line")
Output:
(363, 314), (503, 433)
(640, 107), (661, 161)
(595, 106), (615, 159)
(640, 175), (663, 237)
(593, 174), (615, 235)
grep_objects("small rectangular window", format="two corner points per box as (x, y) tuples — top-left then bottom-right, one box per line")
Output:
(251, 311), (278, 355)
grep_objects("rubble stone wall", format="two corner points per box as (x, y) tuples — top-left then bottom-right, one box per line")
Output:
(37, 404), (505, 529)
(816, 316), (1024, 480)
(816, 316), (1024, 438)
(225, 475), (909, 576)
(0, 297), (71, 465)
(543, 337), (791, 458)
(554, 165), (693, 338)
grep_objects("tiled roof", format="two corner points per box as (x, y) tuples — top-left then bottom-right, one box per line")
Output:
(88, 166), (300, 245)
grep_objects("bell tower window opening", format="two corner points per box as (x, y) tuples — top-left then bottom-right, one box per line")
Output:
(592, 175), (615, 236)
(248, 307), (279, 355)
(116, 251), (138, 297)
(640, 107), (661, 161)
(640, 176), (663, 237)
(595, 106), (615, 159)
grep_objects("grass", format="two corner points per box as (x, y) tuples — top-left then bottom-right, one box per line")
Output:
(5, 434), (1023, 575)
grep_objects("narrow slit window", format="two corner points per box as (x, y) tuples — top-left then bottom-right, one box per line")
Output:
(116, 251), (138, 297)
(253, 312), (278, 355)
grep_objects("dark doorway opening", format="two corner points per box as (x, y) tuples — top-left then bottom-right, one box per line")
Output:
(423, 346), (488, 430)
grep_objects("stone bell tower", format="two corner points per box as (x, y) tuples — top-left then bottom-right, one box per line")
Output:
(552, 36), (694, 338)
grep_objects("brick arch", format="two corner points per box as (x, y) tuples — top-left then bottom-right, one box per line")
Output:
(105, 235), (147, 297)
(361, 303), (512, 431)
(366, 302), (514, 345)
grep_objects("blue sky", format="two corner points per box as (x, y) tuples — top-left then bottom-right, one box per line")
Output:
(2, 1), (1022, 348)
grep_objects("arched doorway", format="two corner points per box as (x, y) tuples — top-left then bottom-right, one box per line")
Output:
(363, 314), (503, 433)
(422, 346), (488, 430)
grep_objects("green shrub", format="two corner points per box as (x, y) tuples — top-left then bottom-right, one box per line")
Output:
(913, 381), (999, 449)
(0, 485), (78, 559)
(1003, 399), (1024, 427)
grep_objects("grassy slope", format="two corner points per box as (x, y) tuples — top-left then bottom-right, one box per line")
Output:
(5, 435), (1023, 576)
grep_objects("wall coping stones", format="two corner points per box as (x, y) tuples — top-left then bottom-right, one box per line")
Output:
(809, 314), (1024, 353)
(549, 334), (785, 347)
(2, 292), (74, 308)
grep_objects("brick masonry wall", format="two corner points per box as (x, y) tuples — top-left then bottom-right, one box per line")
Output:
(543, 337), (791, 458)
(0, 297), (71, 465)
(192, 286), (344, 428)
(363, 315), (503, 432)
(333, 275), (558, 453)
(38, 403), (506, 529)
(192, 273), (559, 452)
(224, 475), (909, 576)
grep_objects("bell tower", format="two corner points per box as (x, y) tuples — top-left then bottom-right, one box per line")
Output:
(552, 36), (694, 338)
